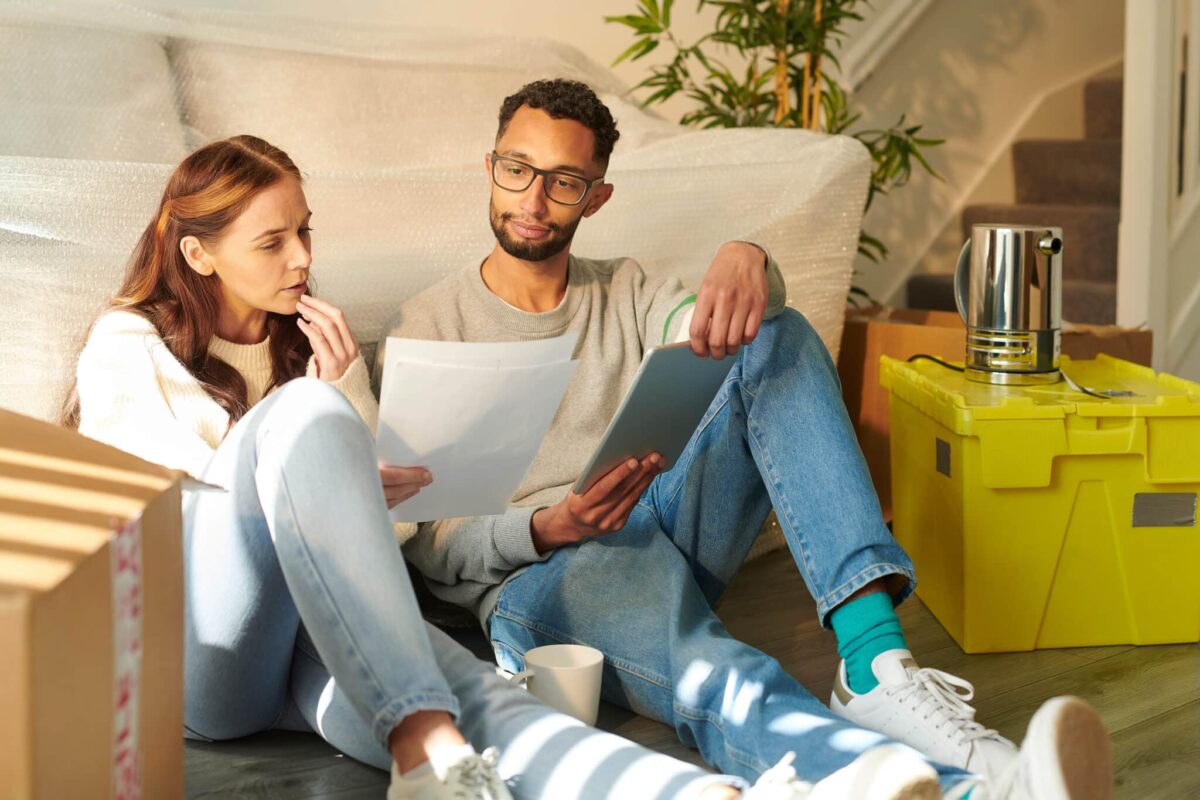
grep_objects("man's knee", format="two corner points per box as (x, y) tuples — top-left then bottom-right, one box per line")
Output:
(757, 307), (822, 349)
(744, 307), (833, 380)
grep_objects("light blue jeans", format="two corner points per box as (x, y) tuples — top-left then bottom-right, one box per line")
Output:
(183, 378), (738, 799)
(488, 309), (973, 793)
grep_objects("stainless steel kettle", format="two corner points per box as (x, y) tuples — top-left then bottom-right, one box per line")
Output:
(954, 224), (1064, 385)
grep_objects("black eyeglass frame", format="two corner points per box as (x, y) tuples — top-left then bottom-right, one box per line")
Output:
(489, 151), (605, 207)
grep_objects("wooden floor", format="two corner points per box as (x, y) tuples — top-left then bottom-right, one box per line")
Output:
(186, 552), (1200, 799)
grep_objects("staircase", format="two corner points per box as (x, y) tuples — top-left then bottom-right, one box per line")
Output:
(906, 77), (1123, 324)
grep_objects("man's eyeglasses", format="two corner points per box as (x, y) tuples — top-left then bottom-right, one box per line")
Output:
(490, 152), (604, 206)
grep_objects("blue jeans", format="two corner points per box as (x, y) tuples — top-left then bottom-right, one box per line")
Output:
(489, 309), (972, 792)
(183, 378), (736, 799)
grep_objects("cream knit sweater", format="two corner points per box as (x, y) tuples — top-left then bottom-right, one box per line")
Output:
(76, 309), (379, 480)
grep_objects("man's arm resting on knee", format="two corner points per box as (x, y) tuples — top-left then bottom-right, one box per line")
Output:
(683, 241), (788, 359)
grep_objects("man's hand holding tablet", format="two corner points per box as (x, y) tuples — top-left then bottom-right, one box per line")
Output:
(530, 452), (665, 553)
(530, 341), (739, 552)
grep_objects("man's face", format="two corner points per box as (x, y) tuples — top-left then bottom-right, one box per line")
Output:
(488, 105), (611, 262)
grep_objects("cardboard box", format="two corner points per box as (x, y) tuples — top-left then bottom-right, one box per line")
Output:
(836, 306), (1153, 520)
(0, 409), (184, 800)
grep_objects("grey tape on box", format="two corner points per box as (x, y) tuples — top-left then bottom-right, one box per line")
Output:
(1132, 493), (1198, 528)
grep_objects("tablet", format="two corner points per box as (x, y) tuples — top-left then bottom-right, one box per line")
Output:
(573, 342), (737, 494)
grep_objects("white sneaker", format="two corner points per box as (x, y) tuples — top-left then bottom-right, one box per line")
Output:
(387, 746), (513, 800)
(742, 752), (814, 799)
(830, 649), (1018, 780)
(745, 745), (940, 800)
(950, 696), (1114, 800)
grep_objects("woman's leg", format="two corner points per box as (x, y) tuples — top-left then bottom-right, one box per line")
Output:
(288, 621), (740, 800)
(183, 378), (458, 746)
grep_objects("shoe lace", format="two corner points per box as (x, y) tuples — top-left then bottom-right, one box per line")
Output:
(751, 752), (814, 798)
(445, 747), (509, 800)
(888, 668), (1004, 744)
(970, 759), (1032, 800)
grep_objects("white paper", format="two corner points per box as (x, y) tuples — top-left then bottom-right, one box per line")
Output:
(377, 335), (579, 522)
(384, 334), (578, 367)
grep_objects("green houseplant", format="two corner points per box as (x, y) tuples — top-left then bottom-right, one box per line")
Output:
(608, 0), (943, 302)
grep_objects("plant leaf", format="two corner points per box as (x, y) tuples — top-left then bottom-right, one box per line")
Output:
(613, 36), (653, 66)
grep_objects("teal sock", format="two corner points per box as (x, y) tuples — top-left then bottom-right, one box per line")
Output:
(829, 591), (908, 694)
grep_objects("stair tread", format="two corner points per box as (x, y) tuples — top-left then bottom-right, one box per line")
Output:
(1012, 139), (1121, 206)
(1084, 78), (1123, 139)
(1013, 137), (1122, 148)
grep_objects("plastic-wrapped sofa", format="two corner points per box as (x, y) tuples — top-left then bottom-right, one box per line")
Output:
(1, 3), (870, 431)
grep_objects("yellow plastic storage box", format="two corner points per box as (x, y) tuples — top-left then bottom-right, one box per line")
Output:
(881, 354), (1200, 653)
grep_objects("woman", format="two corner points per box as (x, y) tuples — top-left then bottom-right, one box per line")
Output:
(62, 135), (929, 800)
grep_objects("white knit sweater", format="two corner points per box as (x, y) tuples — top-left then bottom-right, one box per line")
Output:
(76, 310), (379, 480)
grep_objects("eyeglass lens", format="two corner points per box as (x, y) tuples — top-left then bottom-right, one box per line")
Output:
(493, 157), (588, 204)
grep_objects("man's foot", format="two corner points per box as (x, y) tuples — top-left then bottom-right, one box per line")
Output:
(945, 696), (1114, 799)
(387, 746), (513, 800)
(830, 649), (1018, 780)
(745, 745), (939, 800)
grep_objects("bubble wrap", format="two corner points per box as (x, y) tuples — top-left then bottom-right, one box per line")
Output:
(0, 2), (870, 425)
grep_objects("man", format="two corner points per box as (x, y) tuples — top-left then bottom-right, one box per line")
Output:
(378, 79), (1114, 800)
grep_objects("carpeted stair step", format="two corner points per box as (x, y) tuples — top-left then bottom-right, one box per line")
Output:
(1085, 77), (1123, 139)
(905, 273), (1116, 325)
(961, 203), (1118, 282)
(1013, 139), (1121, 205)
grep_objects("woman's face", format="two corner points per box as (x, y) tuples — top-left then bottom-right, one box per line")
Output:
(183, 176), (313, 326)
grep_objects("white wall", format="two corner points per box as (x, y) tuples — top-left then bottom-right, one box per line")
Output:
(1167, 213), (1200, 380)
(1176, 326), (1200, 381)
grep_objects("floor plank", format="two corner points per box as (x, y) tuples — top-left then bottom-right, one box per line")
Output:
(968, 645), (1200, 740)
(186, 731), (387, 798)
(186, 550), (1200, 797)
(1110, 700), (1200, 800)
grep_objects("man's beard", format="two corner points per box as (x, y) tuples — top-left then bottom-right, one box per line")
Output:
(489, 201), (580, 262)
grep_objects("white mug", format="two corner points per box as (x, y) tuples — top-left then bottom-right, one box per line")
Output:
(509, 644), (604, 726)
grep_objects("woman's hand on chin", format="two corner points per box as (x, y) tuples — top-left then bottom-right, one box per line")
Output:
(296, 294), (360, 381)
(379, 464), (433, 508)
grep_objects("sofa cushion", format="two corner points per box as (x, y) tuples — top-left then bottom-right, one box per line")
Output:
(0, 22), (186, 163)
(168, 35), (677, 171)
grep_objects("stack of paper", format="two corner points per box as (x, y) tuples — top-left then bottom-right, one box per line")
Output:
(376, 334), (579, 522)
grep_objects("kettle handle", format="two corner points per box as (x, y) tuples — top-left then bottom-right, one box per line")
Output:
(953, 239), (971, 323)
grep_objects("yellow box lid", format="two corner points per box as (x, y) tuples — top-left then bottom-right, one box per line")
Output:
(881, 354), (1200, 436)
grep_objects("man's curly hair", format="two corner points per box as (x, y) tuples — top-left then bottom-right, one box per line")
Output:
(496, 79), (620, 166)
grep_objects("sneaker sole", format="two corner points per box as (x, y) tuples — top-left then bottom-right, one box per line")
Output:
(1028, 696), (1114, 800)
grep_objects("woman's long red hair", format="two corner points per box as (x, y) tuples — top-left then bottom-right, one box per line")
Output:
(61, 135), (313, 428)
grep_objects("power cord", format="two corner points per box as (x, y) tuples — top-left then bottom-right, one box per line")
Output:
(905, 353), (1125, 399)
(906, 354), (964, 372)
